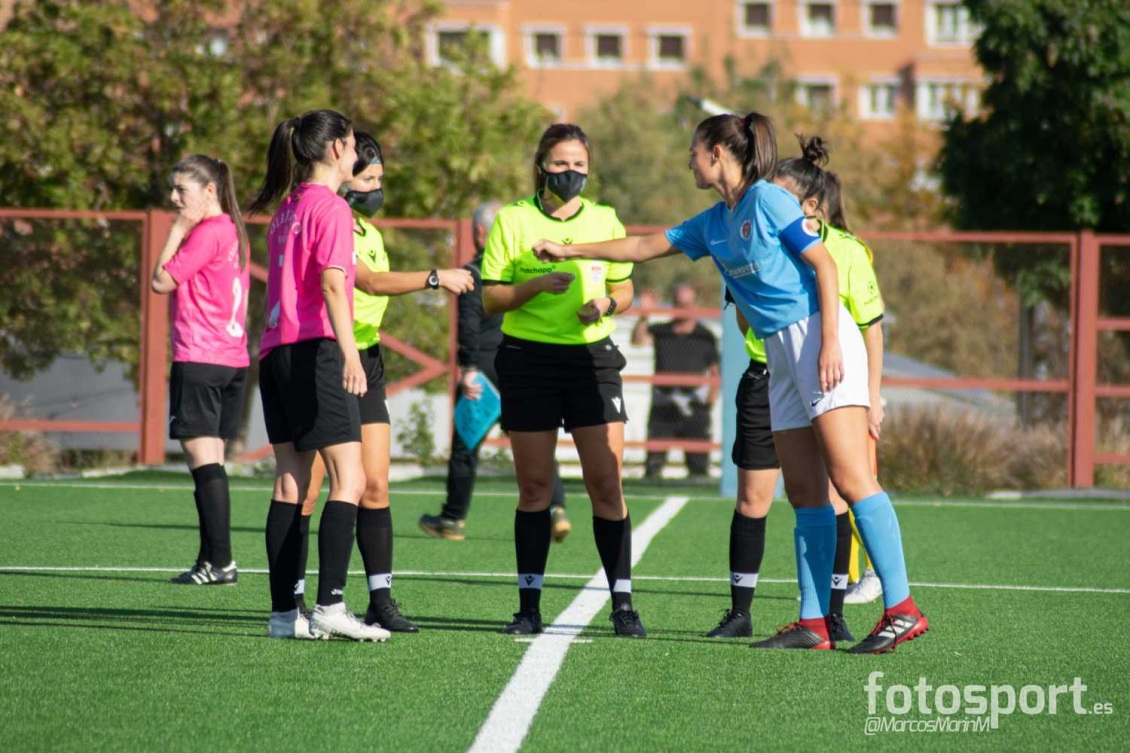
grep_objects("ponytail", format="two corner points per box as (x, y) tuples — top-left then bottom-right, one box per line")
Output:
(823, 170), (853, 233)
(214, 159), (250, 268)
(695, 111), (778, 194)
(247, 110), (353, 216)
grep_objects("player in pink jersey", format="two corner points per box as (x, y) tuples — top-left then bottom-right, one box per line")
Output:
(151, 154), (250, 587)
(246, 109), (388, 642)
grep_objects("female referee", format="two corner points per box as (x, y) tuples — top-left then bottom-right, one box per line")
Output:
(534, 113), (927, 653)
(247, 110), (388, 642)
(482, 123), (645, 637)
(151, 154), (250, 587)
(296, 131), (474, 633)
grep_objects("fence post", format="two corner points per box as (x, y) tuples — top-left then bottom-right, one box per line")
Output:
(1069, 229), (1099, 488)
(138, 210), (172, 466)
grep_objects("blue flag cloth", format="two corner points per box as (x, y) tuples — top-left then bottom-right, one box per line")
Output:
(453, 373), (501, 450)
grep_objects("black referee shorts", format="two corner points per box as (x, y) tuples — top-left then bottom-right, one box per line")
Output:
(169, 362), (247, 440)
(496, 335), (627, 433)
(732, 359), (780, 470)
(358, 344), (390, 426)
(259, 338), (362, 452)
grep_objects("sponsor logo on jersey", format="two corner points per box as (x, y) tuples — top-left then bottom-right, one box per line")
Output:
(519, 265), (555, 275)
(740, 219), (752, 240)
(728, 261), (760, 279)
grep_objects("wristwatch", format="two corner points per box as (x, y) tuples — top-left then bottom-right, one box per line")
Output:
(427, 269), (440, 290)
(603, 296), (618, 318)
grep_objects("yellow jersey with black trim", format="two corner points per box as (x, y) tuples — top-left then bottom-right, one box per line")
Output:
(821, 222), (884, 329)
(481, 196), (632, 345)
(352, 215), (390, 350)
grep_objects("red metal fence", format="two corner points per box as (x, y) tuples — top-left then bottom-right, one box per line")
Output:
(0, 209), (1125, 487)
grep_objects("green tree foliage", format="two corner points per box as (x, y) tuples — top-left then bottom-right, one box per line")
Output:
(938, 0), (1130, 306)
(0, 0), (546, 380)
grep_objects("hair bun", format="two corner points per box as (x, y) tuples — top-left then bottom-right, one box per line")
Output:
(797, 134), (830, 166)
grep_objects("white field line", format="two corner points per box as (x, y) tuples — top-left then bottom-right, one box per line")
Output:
(1, 481), (1128, 510)
(466, 495), (690, 753)
(0, 565), (1127, 595)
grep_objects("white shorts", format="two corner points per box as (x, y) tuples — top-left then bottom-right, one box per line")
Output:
(765, 307), (870, 432)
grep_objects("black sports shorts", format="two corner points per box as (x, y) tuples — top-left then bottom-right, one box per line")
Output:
(732, 359), (780, 470)
(169, 362), (247, 440)
(495, 335), (627, 433)
(358, 344), (390, 425)
(260, 338), (362, 452)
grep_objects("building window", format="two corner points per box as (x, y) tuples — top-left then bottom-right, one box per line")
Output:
(648, 28), (690, 69)
(800, 2), (836, 38)
(858, 80), (898, 120)
(525, 28), (564, 68)
(738, 1), (773, 36)
(795, 79), (836, 114)
(927, 1), (976, 45)
(916, 80), (977, 121)
(429, 25), (506, 68)
(586, 27), (628, 68)
(865, 2), (898, 37)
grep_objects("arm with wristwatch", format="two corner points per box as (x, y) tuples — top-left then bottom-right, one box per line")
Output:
(355, 265), (474, 296)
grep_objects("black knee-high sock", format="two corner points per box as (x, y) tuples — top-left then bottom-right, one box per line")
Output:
(191, 464), (232, 568)
(317, 501), (357, 607)
(357, 507), (394, 609)
(830, 511), (852, 615)
(193, 489), (209, 567)
(593, 515), (633, 611)
(515, 509), (552, 613)
(265, 501), (302, 612)
(295, 513), (311, 610)
(730, 511), (766, 614)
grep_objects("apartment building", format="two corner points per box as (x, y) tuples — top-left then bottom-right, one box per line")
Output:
(430, 0), (982, 135)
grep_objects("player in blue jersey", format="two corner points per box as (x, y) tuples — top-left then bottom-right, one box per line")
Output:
(534, 112), (927, 653)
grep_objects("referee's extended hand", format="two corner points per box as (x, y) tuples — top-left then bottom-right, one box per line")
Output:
(343, 353), (368, 397)
(438, 268), (474, 294)
(534, 271), (574, 294)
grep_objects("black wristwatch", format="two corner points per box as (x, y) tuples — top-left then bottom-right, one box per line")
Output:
(427, 269), (440, 290)
(603, 296), (618, 318)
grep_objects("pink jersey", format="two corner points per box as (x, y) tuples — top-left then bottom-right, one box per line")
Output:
(164, 214), (250, 367)
(259, 184), (356, 358)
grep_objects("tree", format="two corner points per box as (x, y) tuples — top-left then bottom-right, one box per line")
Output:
(0, 0), (546, 381)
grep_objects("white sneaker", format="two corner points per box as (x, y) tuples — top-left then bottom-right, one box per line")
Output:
(311, 602), (391, 642)
(844, 569), (883, 605)
(267, 608), (327, 640)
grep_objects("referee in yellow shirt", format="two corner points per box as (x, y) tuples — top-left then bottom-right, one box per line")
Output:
(482, 123), (645, 637)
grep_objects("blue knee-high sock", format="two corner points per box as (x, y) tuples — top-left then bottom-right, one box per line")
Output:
(852, 492), (911, 608)
(794, 506), (836, 620)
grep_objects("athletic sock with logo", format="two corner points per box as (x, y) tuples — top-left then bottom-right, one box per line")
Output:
(357, 506), (394, 609)
(795, 505), (836, 620)
(593, 515), (633, 611)
(515, 509), (551, 613)
(829, 511), (852, 615)
(192, 463), (232, 568)
(265, 500), (302, 612)
(294, 513), (311, 611)
(316, 501), (357, 607)
(852, 492), (912, 609)
(729, 510), (765, 615)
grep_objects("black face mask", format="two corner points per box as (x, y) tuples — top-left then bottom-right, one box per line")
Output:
(344, 188), (384, 217)
(541, 169), (587, 203)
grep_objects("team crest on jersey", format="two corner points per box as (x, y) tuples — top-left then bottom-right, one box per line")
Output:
(740, 220), (752, 240)
(590, 264), (604, 283)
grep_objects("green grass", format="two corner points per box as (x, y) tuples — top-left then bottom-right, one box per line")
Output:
(1, 475), (1128, 752)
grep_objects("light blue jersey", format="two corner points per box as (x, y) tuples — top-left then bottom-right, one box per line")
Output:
(665, 180), (821, 338)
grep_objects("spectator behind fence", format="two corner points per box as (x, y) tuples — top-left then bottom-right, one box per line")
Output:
(631, 283), (719, 478)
